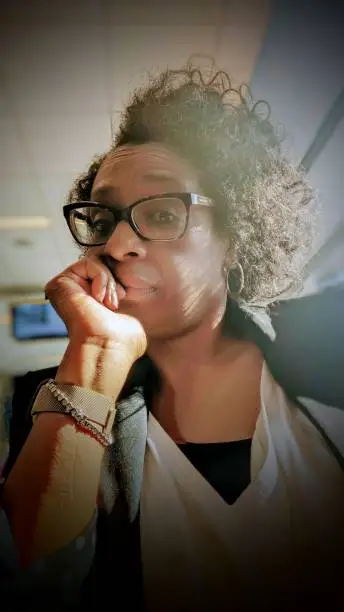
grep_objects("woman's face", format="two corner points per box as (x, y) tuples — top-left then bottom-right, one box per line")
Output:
(89, 142), (229, 340)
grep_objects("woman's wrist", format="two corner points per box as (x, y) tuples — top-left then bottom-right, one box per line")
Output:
(56, 337), (135, 400)
(32, 376), (119, 444)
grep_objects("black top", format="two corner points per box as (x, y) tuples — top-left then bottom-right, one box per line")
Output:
(178, 439), (252, 505)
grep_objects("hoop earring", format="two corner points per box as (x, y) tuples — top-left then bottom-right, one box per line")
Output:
(225, 261), (244, 299)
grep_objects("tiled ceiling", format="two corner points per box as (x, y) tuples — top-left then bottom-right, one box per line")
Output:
(0, 0), (270, 373)
(0, 0), (269, 293)
(1, 0), (343, 374)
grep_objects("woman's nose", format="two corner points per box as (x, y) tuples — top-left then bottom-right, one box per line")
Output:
(103, 220), (147, 260)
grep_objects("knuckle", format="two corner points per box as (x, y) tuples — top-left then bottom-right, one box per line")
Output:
(44, 277), (57, 297)
(45, 270), (69, 297)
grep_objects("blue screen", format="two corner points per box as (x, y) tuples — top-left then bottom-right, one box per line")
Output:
(12, 302), (68, 340)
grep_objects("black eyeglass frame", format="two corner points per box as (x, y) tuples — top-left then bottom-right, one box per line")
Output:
(63, 192), (214, 246)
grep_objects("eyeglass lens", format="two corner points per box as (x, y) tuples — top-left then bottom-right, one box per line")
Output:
(68, 197), (187, 244)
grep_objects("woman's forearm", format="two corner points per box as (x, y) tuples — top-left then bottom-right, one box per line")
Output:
(2, 341), (133, 567)
(3, 413), (104, 566)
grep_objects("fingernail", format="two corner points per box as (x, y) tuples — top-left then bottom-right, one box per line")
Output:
(99, 285), (106, 302)
(112, 287), (118, 309)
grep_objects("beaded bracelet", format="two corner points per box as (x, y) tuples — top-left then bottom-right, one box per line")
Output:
(31, 380), (113, 447)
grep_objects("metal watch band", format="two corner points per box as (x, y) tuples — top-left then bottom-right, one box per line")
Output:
(31, 380), (116, 445)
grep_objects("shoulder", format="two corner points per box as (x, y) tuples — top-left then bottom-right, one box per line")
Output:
(262, 362), (344, 465)
(266, 286), (344, 409)
(296, 397), (344, 460)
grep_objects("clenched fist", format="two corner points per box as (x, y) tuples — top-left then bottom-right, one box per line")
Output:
(45, 255), (147, 395)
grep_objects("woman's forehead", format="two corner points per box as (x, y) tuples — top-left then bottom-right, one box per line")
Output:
(93, 143), (199, 192)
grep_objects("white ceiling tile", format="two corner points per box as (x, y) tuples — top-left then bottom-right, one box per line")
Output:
(0, 117), (33, 175)
(38, 172), (79, 209)
(101, 0), (223, 25)
(220, 0), (270, 28)
(51, 228), (80, 270)
(19, 114), (110, 174)
(103, 25), (219, 115)
(0, 229), (64, 287)
(1, 177), (47, 216)
(214, 1), (270, 86)
(2, 0), (103, 25)
(0, 25), (109, 117)
(211, 25), (269, 87)
(38, 173), (86, 268)
(0, 87), (11, 119)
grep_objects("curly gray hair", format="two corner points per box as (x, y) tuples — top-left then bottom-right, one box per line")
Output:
(67, 63), (317, 305)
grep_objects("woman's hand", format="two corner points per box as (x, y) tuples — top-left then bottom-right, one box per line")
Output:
(45, 254), (147, 360)
(45, 255), (147, 396)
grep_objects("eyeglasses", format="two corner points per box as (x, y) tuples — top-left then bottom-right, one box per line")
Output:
(63, 192), (214, 246)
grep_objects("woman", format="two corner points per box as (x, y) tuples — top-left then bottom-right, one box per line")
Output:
(1, 65), (343, 611)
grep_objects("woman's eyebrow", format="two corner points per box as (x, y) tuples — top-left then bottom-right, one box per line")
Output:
(91, 184), (121, 201)
(91, 173), (182, 204)
(141, 171), (180, 185)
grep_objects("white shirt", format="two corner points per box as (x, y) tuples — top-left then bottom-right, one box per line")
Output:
(140, 362), (344, 611)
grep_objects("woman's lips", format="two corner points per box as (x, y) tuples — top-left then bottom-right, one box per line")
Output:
(114, 274), (157, 302)
(101, 255), (160, 288)
(120, 285), (156, 302)
(116, 263), (161, 286)
(116, 275), (153, 290)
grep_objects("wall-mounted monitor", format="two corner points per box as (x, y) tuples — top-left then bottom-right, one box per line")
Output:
(11, 300), (68, 341)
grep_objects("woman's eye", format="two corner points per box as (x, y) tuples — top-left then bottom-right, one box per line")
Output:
(93, 219), (112, 234)
(152, 210), (177, 224)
